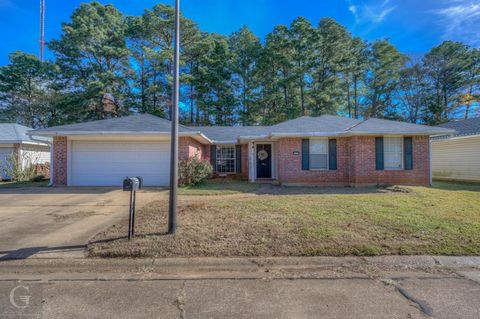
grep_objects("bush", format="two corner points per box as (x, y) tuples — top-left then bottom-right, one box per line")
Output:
(179, 156), (213, 186)
(2, 152), (41, 182)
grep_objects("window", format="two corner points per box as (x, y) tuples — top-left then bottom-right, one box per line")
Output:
(309, 139), (328, 170)
(384, 137), (403, 170)
(216, 146), (235, 173)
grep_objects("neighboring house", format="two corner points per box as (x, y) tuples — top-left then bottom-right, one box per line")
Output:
(30, 114), (453, 187)
(432, 117), (480, 182)
(0, 124), (51, 180)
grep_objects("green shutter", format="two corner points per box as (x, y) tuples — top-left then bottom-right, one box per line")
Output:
(210, 145), (217, 169)
(328, 139), (337, 170)
(375, 137), (384, 170)
(404, 137), (413, 170)
(235, 145), (242, 173)
(302, 139), (310, 170)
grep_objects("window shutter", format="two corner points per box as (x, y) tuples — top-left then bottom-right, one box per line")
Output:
(210, 145), (217, 168)
(404, 137), (413, 170)
(328, 139), (337, 170)
(301, 139), (309, 170)
(375, 137), (384, 170)
(235, 145), (242, 173)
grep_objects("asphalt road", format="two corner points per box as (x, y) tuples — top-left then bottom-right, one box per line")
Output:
(0, 257), (479, 318)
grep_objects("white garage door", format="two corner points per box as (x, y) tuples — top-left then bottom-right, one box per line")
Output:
(0, 147), (14, 180)
(70, 141), (170, 186)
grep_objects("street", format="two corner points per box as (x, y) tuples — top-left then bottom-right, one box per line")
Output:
(1, 256), (479, 318)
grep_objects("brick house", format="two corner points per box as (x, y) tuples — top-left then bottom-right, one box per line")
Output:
(30, 114), (454, 187)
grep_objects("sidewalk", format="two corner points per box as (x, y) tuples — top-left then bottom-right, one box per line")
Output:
(0, 256), (479, 318)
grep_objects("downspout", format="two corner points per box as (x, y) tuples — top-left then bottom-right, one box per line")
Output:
(27, 134), (54, 187)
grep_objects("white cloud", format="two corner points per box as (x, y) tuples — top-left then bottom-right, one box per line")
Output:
(346, 0), (396, 24)
(434, 1), (480, 46)
(349, 4), (358, 16)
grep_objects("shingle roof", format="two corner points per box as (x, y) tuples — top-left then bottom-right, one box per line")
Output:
(437, 117), (480, 137)
(350, 118), (454, 135)
(269, 115), (361, 134)
(30, 114), (197, 135)
(0, 123), (49, 144)
(30, 113), (455, 143)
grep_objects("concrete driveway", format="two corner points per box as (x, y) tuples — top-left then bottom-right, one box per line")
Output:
(0, 187), (165, 259)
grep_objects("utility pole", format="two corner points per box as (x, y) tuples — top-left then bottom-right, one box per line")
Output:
(39, 0), (45, 62)
(168, 0), (180, 234)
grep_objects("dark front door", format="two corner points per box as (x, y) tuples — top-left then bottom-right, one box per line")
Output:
(256, 144), (272, 178)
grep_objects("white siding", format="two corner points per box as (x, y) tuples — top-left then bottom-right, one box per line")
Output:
(432, 135), (480, 182)
(19, 144), (50, 168)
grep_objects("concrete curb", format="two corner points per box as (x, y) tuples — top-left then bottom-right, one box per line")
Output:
(1, 255), (479, 270)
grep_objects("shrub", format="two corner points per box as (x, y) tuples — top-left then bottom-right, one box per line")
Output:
(2, 152), (41, 182)
(178, 156), (213, 186)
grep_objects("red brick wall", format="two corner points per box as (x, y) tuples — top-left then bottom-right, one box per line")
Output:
(53, 136), (68, 186)
(276, 138), (350, 186)
(276, 136), (430, 186)
(179, 137), (205, 160)
(240, 144), (249, 178)
(348, 136), (430, 186)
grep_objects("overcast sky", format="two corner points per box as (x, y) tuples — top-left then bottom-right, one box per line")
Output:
(0, 0), (479, 65)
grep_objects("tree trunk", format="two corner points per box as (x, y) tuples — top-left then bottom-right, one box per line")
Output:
(353, 77), (358, 119)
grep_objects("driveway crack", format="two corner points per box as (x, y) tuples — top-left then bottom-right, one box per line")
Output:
(175, 280), (187, 319)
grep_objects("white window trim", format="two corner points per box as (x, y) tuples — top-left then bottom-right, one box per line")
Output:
(216, 145), (236, 174)
(383, 136), (404, 171)
(309, 138), (329, 171)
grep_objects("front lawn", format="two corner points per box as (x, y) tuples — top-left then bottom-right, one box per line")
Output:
(88, 182), (480, 258)
(179, 178), (261, 195)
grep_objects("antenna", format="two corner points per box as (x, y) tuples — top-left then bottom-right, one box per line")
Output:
(39, 0), (45, 62)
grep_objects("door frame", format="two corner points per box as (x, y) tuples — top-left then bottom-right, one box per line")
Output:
(251, 142), (275, 181)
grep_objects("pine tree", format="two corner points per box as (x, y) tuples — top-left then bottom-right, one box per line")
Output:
(48, 1), (130, 120)
(229, 26), (262, 125)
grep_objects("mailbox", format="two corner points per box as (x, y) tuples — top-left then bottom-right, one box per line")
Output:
(123, 177), (141, 192)
(123, 176), (143, 240)
(135, 176), (143, 190)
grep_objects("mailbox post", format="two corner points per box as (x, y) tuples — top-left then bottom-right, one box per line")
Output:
(123, 177), (143, 240)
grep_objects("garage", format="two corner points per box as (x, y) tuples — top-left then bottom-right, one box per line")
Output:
(70, 140), (170, 186)
(29, 114), (211, 187)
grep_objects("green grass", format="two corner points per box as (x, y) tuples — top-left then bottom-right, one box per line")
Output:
(179, 179), (261, 195)
(0, 180), (49, 188)
(89, 182), (480, 258)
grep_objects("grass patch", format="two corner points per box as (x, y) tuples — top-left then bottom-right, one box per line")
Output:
(179, 179), (260, 195)
(88, 182), (480, 258)
(0, 180), (49, 188)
